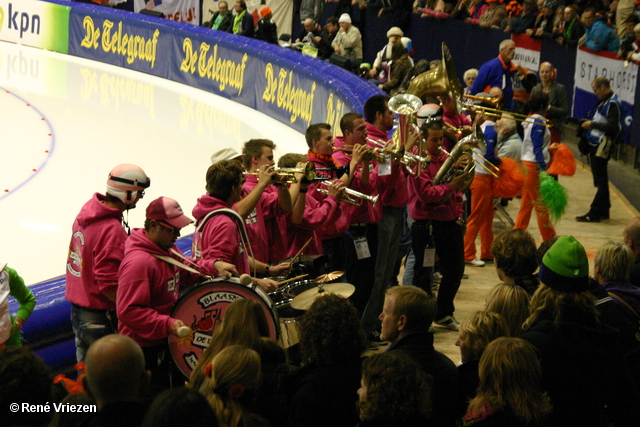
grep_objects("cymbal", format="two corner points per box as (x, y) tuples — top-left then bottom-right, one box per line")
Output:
(290, 283), (355, 310)
(314, 271), (345, 283)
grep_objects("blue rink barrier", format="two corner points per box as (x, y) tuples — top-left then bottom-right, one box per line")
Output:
(3, 0), (380, 373)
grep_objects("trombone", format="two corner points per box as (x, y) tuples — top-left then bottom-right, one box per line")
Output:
(462, 94), (553, 127)
(245, 162), (316, 184)
(316, 180), (379, 206)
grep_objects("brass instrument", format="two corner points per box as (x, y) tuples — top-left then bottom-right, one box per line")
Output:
(462, 94), (553, 127)
(245, 162), (315, 184)
(389, 93), (423, 158)
(334, 145), (387, 162)
(463, 94), (503, 108)
(367, 137), (430, 176)
(316, 180), (379, 206)
(407, 43), (464, 112)
(433, 131), (477, 190)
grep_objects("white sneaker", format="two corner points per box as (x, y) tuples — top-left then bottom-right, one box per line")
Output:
(434, 315), (460, 331)
(465, 258), (485, 267)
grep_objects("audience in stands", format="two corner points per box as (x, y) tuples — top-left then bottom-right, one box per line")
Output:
(527, 0), (558, 39)
(624, 217), (640, 287)
(485, 282), (531, 336)
(229, 0), (254, 38)
(521, 235), (640, 426)
(204, 1), (232, 31)
(479, 0), (507, 28)
(291, 294), (367, 427)
(141, 388), (217, 427)
(83, 334), (149, 427)
(379, 42), (413, 94)
(198, 345), (268, 427)
(368, 26), (405, 82)
(456, 311), (510, 404)
(357, 352), (431, 426)
(380, 285), (462, 426)
(332, 13), (363, 72)
(490, 229), (540, 295)
(505, 0), (538, 33)
(255, 7), (278, 45)
(580, 7), (620, 51)
(554, 5), (585, 45)
(462, 337), (552, 426)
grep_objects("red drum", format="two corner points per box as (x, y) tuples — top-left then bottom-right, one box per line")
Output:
(168, 278), (278, 378)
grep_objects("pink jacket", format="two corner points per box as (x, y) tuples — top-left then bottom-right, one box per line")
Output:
(65, 193), (126, 310)
(366, 122), (409, 208)
(278, 194), (341, 258)
(332, 136), (382, 224)
(117, 228), (197, 347)
(238, 176), (282, 263)
(407, 150), (463, 221)
(192, 194), (250, 275)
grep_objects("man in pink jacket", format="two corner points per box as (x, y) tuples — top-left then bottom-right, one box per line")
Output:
(66, 164), (150, 362)
(408, 120), (471, 331)
(117, 196), (198, 387)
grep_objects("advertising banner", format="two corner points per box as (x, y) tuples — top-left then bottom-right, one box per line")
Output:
(68, 8), (170, 78)
(133, 0), (200, 25)
(0, 0), (70, 53)
(573, 47), (636, 119)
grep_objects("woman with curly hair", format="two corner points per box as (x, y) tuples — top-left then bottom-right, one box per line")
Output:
(485, 283), (530, 337)
(521, 235), (640, 426)
(291, 293), (367, 427)
(198, 345), (268, 427)
(490, 228), (540, 295)
(462, 337), (551, 426)
(356, 352), (430, 426)
(189, 298), (270, 391)
(456, 310), (510, 404)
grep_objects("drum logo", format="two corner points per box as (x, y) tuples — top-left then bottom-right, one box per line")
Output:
(198, 291), (242, 308)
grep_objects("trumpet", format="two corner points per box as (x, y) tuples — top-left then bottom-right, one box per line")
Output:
(402, 151), (432, 176)
(334, 145), (388, 162)
(245, 162), (315, 184)
(316, 180), (379, 206)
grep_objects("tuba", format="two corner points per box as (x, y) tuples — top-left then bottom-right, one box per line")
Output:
(407, 42), (464, 112)
(433, 127), (479, 190)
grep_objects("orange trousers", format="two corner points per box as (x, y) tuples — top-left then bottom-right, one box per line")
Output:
(514, 161), (556, 241)
(464, 174), (494, 262)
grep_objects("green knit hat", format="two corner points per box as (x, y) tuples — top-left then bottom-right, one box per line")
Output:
(538, 235), (589, 292)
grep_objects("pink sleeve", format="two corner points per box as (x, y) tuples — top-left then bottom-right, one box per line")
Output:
(407, 164), (453, 204)
(197, 216), (238, 273)
(117, 256), (174, 340)
(94, 223), (128, 294)
(298, 196), (339, 229)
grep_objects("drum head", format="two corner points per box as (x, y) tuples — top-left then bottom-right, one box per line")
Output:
(168, 279), (278, 378)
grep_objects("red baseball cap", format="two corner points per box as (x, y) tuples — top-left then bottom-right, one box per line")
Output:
(146, 197), (193, 229)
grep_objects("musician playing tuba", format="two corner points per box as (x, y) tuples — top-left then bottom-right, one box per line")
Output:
(407, 118), (471, 332)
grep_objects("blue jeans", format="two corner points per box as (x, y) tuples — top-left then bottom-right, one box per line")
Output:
(362, 207), (404, 333)
(71, 304), (117, 363)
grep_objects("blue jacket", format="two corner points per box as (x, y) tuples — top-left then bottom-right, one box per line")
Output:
(469, 55), (517, 111)
(585, 18), (619, 52)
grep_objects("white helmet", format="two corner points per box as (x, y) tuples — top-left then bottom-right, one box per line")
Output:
(106, 164), (150, 204)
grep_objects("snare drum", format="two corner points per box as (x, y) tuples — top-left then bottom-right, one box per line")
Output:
(276, 302), (305, 348)
(286, 279), (321, 299)
(168, 278), (278, 378)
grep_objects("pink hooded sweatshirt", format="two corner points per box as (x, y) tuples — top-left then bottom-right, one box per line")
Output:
(366, 122), (409, 208)
(65, 193), (127, 310)
(192, 194), (250, 275)
(117, 228), (197, 347)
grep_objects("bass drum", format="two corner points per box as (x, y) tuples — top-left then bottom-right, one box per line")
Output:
(168, 277), (278, 378)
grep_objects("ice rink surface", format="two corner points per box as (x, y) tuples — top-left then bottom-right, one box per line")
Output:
(0, 40), (304, 284)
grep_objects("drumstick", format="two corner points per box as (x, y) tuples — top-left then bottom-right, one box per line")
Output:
(292, 237), (313, 263)
(276, 274), (309, 287)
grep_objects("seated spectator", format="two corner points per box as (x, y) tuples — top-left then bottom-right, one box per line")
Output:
(485, 282), (530, 336)
(367, 27), (405, 82)
(379, 42), (413, 95)
(580, 8), (620, 52)
(228, 0), (254, 38)
(496, 116), (522, 160)
(479, 0), (507, 29)
(521, 235), (640, 426)
(505, 0), (538, 33)
(420, 0), (451, 19)
(357, 353), (431, 426)
(526, 0), (558, 39)
(380, 286), (462, 425)
(254, 7), (278, 45)
(190, 299), (271, 391)
(501, 0), (523, 31)
(141, 388), (217, 427)
(595, 240), (640, 323)
(490, 229), (540, 295)
(0, 347), (53, 427)
(456, 311), (510, 403)
(199, 345), (268, 427)
(291, 294), (367, 427)
(624, 217), (640, 287)
(317, 17), (339, 59)
(451, 0), (475, 20)
(555, 5), (585, 45)
(83, 334), (149, 426)
(464, 0), (489, 24)
(295, 18), (323, 46)
(463, 68), (478, 95)
(332, 13), (363, 72)
(0, 263), (35, 349)
(624, 22), (640, 62)
(377, 0), (414, 33)
(462, 337), (552, 426)
(204, 1), (233, 31)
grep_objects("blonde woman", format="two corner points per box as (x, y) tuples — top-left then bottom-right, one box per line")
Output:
(485, 283), (531, 336)
(462, 337), (551, 426)
(199, 345), (266, 427)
